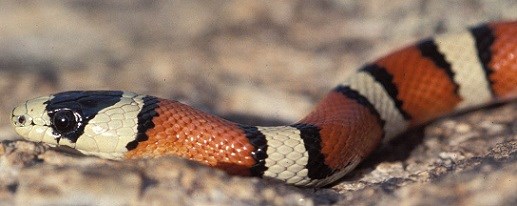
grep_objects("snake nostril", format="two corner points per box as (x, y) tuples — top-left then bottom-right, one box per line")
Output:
(13, 115), (28, 126)
(18, 116), (26, 124)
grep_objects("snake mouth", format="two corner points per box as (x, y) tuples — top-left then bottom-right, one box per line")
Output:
(13, 114), (67, 146)
(11, 111), (63, 143)
(10, 97), (63, 144)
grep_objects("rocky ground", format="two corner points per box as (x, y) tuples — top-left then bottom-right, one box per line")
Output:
(0, 0), (516, 205)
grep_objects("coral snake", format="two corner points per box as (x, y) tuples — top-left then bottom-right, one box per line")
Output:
(11, 21), (517, 187)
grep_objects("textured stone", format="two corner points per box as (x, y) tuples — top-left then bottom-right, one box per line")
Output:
(1, 141), (335, 205)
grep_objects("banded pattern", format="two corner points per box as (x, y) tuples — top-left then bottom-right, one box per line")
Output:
(434, 32), (492, 107)
(10, 21), (517, 187)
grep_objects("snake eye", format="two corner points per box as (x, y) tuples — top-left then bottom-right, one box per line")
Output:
(51, 109), (80, 134)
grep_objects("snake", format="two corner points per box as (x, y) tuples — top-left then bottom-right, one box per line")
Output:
(10, 21), (517, 187)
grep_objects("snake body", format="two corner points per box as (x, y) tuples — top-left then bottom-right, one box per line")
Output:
(11, 21), (517, 187)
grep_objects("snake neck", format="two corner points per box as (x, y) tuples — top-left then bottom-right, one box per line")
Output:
(124, 98), (263, 175)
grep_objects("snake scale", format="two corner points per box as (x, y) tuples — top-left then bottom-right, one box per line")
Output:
(10, 21), (517, 187)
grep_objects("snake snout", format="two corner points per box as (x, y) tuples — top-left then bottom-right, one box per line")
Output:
(11, 104), (32, 128)
(10, 96), (54, 142)
(12, 113), (31, 127)
(10, 104), (36, 140)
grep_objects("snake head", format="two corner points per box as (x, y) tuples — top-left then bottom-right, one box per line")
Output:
(11, 91), (148, 159)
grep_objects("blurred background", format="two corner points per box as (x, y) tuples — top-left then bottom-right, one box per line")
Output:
(1, 0), (516, 140)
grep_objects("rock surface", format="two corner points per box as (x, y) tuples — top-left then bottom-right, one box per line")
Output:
(0, 0), (516, 205)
